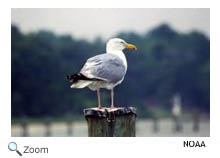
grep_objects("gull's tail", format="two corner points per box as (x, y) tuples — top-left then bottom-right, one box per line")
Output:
(66, 73), (93, 88)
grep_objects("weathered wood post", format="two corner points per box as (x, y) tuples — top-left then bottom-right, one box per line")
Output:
(67, 121), (74, 136)
(152, 117), (159, 133)
(192, 113), (200, 132)
(65, 113), (74, 136)
(84, 107), (136, 137)
(173, 116), (183, 132)
(171, 94), (183, 132)
(44, 118), (52, 137)
(21, 118), (28, 137)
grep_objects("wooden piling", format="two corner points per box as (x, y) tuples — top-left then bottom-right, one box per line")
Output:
(192, 113), (200, 132)
(152, 117), (159, 133)
(173, 115), (183, 132)
(67, 121), (74, 136)
(84, 107), (136, 137)
(21, 119), (28, 137)
(44, 118), (52, 137)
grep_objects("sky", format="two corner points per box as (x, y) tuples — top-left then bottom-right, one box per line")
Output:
(11, 8), (210, 41)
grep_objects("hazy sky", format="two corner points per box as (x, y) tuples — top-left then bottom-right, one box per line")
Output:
(11, 8), (210, 41)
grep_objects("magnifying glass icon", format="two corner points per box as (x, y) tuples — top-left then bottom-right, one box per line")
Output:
(8, 142), (22, 156)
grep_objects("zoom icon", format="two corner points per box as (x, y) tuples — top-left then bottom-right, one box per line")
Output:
(8, 142), (22, 156)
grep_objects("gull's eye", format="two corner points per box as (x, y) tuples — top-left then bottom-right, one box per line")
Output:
(120, 41), (124, 44)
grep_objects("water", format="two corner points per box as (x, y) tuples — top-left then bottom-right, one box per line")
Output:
(11, 119), (209, 137)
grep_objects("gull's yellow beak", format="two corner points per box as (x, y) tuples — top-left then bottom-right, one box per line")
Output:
(125, 43), (137, 50)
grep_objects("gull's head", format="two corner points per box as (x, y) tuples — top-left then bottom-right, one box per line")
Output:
(106, 38), (137, 53)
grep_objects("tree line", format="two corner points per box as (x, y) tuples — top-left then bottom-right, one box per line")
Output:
(11, 24), (210, 119)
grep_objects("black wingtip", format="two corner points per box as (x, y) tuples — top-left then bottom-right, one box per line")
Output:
(66, 73), (102, 84)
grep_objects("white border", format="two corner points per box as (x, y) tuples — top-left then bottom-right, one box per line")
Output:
(1, 0), (219, 158)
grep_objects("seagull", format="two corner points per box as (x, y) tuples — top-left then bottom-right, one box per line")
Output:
(67, 38), (137, 109)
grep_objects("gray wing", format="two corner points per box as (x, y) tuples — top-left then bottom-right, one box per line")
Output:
(80, 54), (126, 83)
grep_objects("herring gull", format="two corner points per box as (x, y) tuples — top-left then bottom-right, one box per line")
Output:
(67, 38), (137, 108)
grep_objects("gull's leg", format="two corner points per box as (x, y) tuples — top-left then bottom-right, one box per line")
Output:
(97, 89), (102, 108)
(110, 89), (115, 109)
